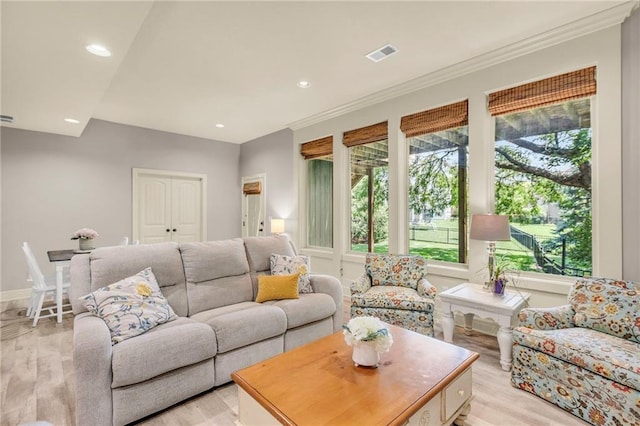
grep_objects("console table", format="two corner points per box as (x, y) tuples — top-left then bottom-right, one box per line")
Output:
(440, 283), (530, 371)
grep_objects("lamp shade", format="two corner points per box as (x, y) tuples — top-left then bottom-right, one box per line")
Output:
(271, 218), (285, 234)
(469, 214), (511, 241)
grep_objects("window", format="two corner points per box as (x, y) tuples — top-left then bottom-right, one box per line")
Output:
(344, 122), (389, 253)
(301, 136), (333, 248)
(488, 67), (596, 277)
(402, 100), (469, 264)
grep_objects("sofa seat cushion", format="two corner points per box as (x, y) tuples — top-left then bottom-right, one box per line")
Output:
(513, 326), (640, 391)
(190, 302), (287, 353)
(351, 286), (434, 312)
(111, 317), (217, 388)
(263, 293), (336, 329)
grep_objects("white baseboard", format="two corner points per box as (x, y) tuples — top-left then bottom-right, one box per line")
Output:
(0, 288), (30, 302)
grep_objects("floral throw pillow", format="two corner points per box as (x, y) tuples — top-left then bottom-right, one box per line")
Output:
(79, 267), (177, 345)
(270, 254), (312, 293)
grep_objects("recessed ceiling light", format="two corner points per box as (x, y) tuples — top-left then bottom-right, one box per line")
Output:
(64, 118), (80, 124)
(215, 123), (225, 128)
(297, 80), (311, 89)
(85, 44), (111, 57)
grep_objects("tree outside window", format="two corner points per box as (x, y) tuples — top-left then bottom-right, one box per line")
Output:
(349, 140), (389, 253)
(493, 98), (592, 276)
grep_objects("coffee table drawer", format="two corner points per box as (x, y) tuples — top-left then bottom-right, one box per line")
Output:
(442, 367), (472, 423)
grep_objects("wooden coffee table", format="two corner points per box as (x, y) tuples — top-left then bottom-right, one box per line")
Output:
(231, 324), (479, 426)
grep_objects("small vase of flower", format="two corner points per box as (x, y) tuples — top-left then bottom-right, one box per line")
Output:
(490, 256), (513, 296)
(343, 316), (393, 368)
(71, 228), (99, 251)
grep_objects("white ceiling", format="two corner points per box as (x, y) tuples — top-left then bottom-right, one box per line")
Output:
(0, 1), (635, 144)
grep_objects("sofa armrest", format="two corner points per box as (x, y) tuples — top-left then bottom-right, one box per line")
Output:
(73, 313), (114, 426)
(310, 274), (344, 332)
(69, 253), (92, 315)
(417, 278), (437, 299)
(351, 273), (371, 295)
(517, 304), (575, 330)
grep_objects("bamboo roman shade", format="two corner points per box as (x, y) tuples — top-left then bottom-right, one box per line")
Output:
(343, 121), (388, 147)
(400, 100), (468, 137)
(300, 136), (333, 160)
(488, 66), (596, 117)
(243, 181), (261, 195)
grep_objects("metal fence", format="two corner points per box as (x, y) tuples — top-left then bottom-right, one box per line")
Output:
(409, 224), (592, 277)
(509, 226), (591, 277)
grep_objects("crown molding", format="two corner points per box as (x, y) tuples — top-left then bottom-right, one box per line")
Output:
(288, 1), (637, 131)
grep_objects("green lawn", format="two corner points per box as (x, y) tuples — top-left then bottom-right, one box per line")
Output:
(352, 220), (561, 273)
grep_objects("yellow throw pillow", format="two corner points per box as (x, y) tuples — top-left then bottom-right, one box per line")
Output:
(256, 273), (300, 303)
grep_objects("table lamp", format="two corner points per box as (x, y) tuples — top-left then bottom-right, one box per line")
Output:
(271, 218), (285, 235)
(469, 214), (511, 289)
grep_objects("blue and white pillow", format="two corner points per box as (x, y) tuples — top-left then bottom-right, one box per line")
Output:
(79, 267), (177, 345)
(270, 254), (313, 293)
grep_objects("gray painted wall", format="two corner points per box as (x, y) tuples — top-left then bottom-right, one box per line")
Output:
(1, 119), (241, 294)
(239, 129), (296, 243)
(622, 7), (640, 281)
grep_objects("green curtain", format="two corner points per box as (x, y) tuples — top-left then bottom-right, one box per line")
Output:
(307, 159), (333, 247)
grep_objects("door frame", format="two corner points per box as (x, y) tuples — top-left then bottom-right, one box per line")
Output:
(241, 173), (266, 237)
(132, 168), (208, 242)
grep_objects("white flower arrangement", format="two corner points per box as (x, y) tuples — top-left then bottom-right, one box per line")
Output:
(71, 228), (99, 240)
(343, 316), (393, 353)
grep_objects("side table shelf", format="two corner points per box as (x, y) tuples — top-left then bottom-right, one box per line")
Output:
(439, 283), (530, 371)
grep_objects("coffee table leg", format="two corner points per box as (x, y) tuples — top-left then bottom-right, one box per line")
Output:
(453, 401), (471, 425)
(497, 326), (513, 371)
(442, 310), (454, 342)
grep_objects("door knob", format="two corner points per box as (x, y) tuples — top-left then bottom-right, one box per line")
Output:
(166, 229), (170, 232)
(173, 228), (177, 232)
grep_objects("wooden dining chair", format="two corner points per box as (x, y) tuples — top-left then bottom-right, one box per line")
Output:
(21, 242), (72, 326)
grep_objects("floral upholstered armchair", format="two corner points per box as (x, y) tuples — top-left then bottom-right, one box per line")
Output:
(511, 277), (639, 426)
(350, 254), (437, 336)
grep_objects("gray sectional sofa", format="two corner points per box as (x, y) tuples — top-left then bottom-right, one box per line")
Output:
(69, 235), (343, 426)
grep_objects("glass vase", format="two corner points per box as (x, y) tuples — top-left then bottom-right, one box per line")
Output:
(493, 278), (506, 296)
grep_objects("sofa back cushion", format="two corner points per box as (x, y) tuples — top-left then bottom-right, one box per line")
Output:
(364, 254), (427, 289)
(181, 239), (252, 315)
(568, 277), (639, 343)
(243, 235), (297, 298)
(243, 235), (296, 272)
(88, 242), (188, 317)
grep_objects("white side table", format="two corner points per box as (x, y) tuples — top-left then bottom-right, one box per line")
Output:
(440, 282), (530, 371)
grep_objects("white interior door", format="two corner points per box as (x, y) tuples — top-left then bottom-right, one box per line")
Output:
(241, 174), (265, 237)
(172, 177), (202, 243)
(139, 175), (172, 244)
(133, 169), (207, 244)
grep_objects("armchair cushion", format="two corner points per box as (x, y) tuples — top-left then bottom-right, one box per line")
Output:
(513, 326), (640, 392)
(351, 286), (435, 312)
(568, 278), (639, 343)
(365, 254), (427, 289)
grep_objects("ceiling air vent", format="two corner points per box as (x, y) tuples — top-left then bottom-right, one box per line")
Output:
(0, 115), (14, 123)
(366, 44), (398, 63)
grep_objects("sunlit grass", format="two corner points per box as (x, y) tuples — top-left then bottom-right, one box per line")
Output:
(352, 220), (556, 272)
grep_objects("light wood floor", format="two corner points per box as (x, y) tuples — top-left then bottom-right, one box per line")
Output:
(0, 298), (587, 426)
